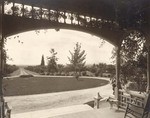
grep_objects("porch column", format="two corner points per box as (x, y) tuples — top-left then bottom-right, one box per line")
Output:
(0, 1), (5, 118)
(115, 46), (120, 100)
(147, 45), (150, 93)
(0, 0), (3, 98)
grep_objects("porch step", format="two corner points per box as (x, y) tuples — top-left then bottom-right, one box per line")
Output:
(11, 104), (93, 118)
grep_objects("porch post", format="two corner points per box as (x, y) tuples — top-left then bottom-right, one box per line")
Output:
(115, 46), (120, 100)
(0, 1), (5, 118)
(147, 45), (150, 93)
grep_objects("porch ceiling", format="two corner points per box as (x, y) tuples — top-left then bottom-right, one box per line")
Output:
(9, 0), (150, 21)
(8, 0), (150, 31)
(10, 0), (117, 20)
(3, 0), (150, 44)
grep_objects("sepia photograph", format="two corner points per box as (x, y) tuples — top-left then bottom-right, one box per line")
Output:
(0, 0), (150, 118)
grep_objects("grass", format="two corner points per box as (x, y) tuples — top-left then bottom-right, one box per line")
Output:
(3, 77), (108, 96)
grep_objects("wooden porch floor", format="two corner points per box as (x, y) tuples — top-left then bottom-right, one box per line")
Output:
(51, 107), (125, 118)
(11, 104), (125, 118)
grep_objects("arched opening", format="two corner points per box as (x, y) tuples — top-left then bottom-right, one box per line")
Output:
(3, 29), (115, 113)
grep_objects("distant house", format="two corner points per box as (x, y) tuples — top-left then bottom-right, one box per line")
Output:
(102, 72), (111, 77)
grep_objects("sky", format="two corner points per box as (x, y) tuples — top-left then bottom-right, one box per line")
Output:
(5, 29), (114, 66)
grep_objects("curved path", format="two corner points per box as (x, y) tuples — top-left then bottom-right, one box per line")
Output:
(4, 76), (113, 114)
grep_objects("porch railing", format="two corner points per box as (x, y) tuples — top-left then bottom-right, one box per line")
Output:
(118, 89), (145, 109)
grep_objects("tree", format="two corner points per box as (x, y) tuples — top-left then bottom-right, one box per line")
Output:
(106, 64), (115, 74)
(68, 42), (86, 80)
(89, 64), (97, 75)
(47, 49), (58, 75)
(97, 63), (107, 77)
(111, 31), (147, 91)
(116, 0), (149, 32)
(57, 64), (64, 75)
(88, 63), (106, 77)
(40, 55), (45, 66)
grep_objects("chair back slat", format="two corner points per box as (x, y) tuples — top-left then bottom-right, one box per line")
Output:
(144, 94), (150, 111)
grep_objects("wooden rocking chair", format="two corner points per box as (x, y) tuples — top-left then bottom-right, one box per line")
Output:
(124, 93), (150, 118)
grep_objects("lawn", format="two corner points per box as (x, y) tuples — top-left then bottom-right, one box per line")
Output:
(3, 77), (109, 96)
